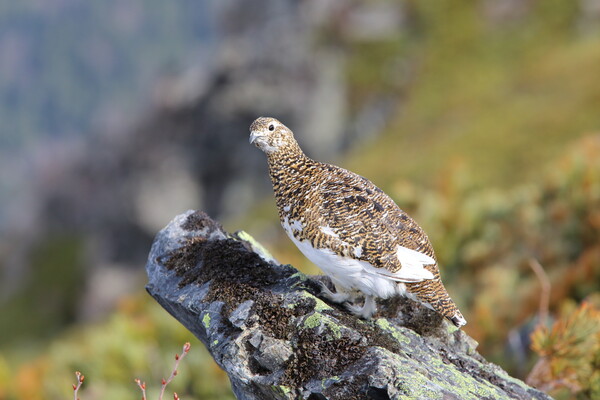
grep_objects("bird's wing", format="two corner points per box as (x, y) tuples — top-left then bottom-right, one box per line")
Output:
(313, 163), (436, 278)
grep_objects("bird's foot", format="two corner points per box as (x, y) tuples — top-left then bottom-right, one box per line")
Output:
(318, 281), (353, 304)
(345, 295), (377, 319)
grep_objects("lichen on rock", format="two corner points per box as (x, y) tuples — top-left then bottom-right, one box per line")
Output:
(146, 210), (551, 400)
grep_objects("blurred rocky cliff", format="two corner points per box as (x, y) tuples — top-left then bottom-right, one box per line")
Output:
(0, 1), (409, 340)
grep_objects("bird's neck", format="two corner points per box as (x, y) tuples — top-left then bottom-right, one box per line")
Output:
(265, 142), (308, 171)
(265, 145), (315, 210)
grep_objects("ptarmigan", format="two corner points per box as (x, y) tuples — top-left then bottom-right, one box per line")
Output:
(249, 117), (467, 327)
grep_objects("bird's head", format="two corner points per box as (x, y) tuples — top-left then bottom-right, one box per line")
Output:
(249, 117), (297, 154)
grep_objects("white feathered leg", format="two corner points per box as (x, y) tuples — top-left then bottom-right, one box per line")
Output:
(345, 295), (377, 319)
(318, 280), (354, 303)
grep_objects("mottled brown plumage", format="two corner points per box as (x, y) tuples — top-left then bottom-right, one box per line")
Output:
(250, 117), (466, 327)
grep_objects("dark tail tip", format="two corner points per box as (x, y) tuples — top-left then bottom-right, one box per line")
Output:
(450, 312), (467, 328)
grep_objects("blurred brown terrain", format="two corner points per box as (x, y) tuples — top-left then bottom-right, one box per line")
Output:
(0, 1), (599, 399)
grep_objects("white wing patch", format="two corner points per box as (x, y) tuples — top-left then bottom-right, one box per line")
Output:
(382, 245), (435, 282)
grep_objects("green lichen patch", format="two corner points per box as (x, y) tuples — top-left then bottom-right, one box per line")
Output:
(321, 375), (340, 389)
(264, 384), (294, 397)
(313, 298), (333, 312)
(202, 313), (211, 329)
(371, 348), (501, 400)
(288, 271), (308, 281)
(375, 318), (411, 345)
(302, 312), (342, 339)
(275, 385), (292, 395)
(375, 318), (392, 331)
(446, 321), (460, 335)
(327, 312), (406, 356)
(393, 366), (444, 398)
(432, 346), (530, 399)
(242, 290), (318, 341)
(283, 291), (316, 311)
(292, 291), (333, 312)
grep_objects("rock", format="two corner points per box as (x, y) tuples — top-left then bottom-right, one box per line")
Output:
(146, 210), (552, 400)
(249, 332), (294, 372)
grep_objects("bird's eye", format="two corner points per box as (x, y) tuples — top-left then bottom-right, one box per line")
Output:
(268, 124), (275, 131)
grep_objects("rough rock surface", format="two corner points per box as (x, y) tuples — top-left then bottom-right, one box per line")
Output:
(146, 210), (552, 400)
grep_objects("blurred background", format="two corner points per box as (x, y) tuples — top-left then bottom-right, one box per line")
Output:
(1, 1), (599, 399)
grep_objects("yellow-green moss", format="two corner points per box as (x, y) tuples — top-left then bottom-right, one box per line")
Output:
(202, 313), (211, 329)
(375, 318), (411, 345)
(303, 313), (342, 339)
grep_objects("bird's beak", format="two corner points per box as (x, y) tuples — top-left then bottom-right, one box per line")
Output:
(249, 131), (263, 144)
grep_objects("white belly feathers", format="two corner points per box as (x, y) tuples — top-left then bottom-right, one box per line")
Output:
(282, 216), (435, 299)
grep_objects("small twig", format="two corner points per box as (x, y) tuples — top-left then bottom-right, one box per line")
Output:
(528, 258), (551, 327)
(135, 378), (147, 400)
(158, 342), (191, 400)
(72, 371), (84, 400)
(135, 342), (191, 400)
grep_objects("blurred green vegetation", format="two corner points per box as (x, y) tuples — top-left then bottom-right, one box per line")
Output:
(2, 1), (600, 399)
(343, 1), (600, 189)
(0, 236), (85, 346)
(0, 296), (234, 400)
